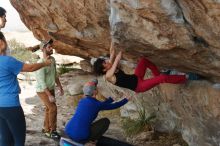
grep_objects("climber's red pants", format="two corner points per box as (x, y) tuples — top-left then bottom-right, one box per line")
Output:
(134, 57), (187, 93)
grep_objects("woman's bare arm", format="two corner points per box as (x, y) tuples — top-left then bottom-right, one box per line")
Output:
(106, 51), (122, 79)
(109, 41), (115, 64)
(21, 59), (51, 72)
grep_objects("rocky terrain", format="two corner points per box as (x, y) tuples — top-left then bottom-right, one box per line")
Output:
(10, 0), (220, 145)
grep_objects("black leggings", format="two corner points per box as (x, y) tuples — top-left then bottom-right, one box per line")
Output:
(89, 118), (110, 141)
(77, 118), (110, 144)
(0, 106), (26, 146)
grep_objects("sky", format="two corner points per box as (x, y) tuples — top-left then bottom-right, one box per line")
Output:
(0, 0), (28, 32)
(0, 0), (39, 46)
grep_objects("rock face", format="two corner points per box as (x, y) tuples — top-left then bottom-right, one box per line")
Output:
(10, 0), (220, 81)
(10, 0), (111, 59)
(10, 0), (220, 146)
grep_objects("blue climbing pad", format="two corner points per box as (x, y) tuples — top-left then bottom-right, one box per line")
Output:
(60, 136), (133, 146)
(60, 137), (84, 146)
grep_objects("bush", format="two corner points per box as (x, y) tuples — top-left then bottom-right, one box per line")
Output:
(8, 39), (37, 63)
(122, 108), (156, 136)
(57, 64), (74, 75)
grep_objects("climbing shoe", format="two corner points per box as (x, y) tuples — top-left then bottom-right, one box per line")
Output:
(41, 128), (47, 133)
(186, 72), (204, 80)
(43, 130), (60, 139)
(50, 131), (61, 139)
(44, 131), (51, 138)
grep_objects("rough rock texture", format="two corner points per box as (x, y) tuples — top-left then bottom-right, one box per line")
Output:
(100, 74), (220, 146)
(10, 0), (111, 59)
(10, 0), (220, 81)
(10, 0), (220, 146)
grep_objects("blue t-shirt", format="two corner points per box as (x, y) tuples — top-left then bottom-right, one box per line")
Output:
(65, 96), (128, 142)
(0, 56), (24, 107)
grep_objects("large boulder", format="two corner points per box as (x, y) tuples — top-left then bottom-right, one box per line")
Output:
(10, 0), (220, 145)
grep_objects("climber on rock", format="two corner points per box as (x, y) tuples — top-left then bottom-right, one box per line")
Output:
(93, 41), (187, 93)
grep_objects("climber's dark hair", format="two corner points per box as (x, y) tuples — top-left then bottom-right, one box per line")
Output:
(0, 7), (6, 17)
(93, 58), (106, 75)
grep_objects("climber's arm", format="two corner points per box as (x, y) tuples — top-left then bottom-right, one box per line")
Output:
(106, 51), (122, 78)
(109, 41), (115, 64)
